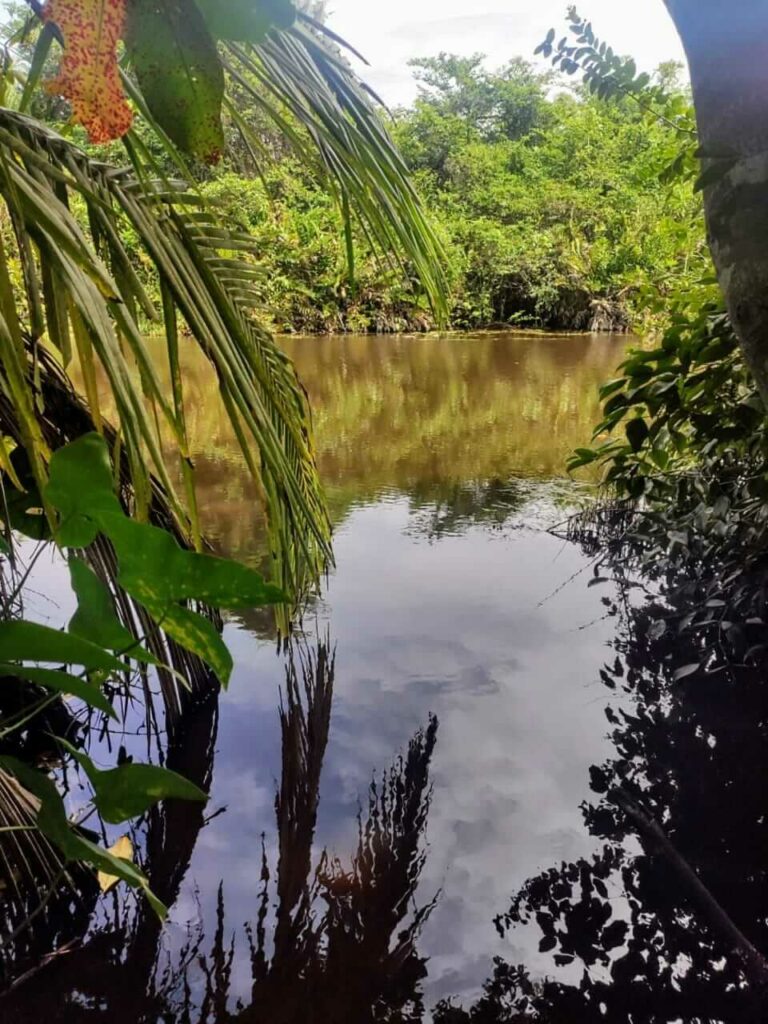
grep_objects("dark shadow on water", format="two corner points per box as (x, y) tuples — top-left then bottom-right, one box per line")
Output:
(0, 640), (440, 1023)
(433, 510), (768, 1023)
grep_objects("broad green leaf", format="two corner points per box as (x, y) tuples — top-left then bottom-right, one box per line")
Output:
(0, 621), (125, 672)
(197, 0), (296, 42)
(59, 739), (208, 824)
(0, 756), (167, 918)
(68, 558), (157, 664)
(101, 513), (285, 608)
(0, 663), (116, 718)
(126, 0), (225, 162)
(45, 433), (122, 548)
(44, 435), (282, 685)
(140, 599), (233, 685)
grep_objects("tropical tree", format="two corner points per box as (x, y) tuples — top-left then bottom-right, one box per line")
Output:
(0, 0), (448, 594)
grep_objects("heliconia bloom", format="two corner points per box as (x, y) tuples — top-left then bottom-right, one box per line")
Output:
(43, 0), (133, 143)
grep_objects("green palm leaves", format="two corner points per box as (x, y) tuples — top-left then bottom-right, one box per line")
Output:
(0, 109), (331, 591)
(2, 1), (447, 595)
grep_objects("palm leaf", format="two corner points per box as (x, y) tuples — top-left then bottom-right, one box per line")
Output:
(3, 4), (448, 592)
(0, 109), (331, 594)
(222, 21), (449, 319)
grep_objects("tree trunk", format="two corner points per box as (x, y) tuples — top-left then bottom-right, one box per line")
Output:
(664, 1), (768, 405)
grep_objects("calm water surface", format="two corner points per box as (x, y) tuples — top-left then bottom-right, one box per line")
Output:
(180, 332), (629, 1001)
(13, 331), (634, 1015)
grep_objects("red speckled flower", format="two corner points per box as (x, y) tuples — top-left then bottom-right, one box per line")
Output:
(43, 0), (133, 143)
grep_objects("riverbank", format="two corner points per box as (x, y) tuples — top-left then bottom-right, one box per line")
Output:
(270, 294), (635, 336)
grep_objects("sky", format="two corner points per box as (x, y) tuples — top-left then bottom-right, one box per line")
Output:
(323, 0), (686, 107)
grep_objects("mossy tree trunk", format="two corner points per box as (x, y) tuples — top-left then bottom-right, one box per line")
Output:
(664, 0), (768, 404)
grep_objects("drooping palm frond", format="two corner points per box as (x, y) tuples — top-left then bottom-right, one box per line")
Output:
(13, 4), (448, 319)
(1, 3), (450, 594)
(0, 108), (332, 594)
(220, 19), (450, 320)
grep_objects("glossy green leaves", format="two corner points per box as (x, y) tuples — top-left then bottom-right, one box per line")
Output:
(47, 433), (121, 548)
(46, 434), (284, 684)
(68, 559), (156, 665)
(59, 739), (207, 824)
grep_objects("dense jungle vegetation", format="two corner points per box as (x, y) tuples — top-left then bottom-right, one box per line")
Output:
(178, 54), (707, 333)
(1, 0), (768, 1022)
(9, 0), (707, 334)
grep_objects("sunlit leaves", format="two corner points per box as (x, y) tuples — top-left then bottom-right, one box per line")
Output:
(42, 0), (133, 143)
(97, 834), (133, 894)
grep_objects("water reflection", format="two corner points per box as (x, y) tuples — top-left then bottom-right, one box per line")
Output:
(2, 641), (440, 1024)
(159, 332), (626, 559)
(3, 332), (642, 1018)
(433, 514), (768, 1023)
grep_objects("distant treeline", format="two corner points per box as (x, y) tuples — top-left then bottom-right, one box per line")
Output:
(181, 54), (703, 334)
(61, 50), (702, 336)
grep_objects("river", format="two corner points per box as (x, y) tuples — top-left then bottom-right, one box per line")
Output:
(166, 331), (629, 1003)
(9, 330), (634, 1018)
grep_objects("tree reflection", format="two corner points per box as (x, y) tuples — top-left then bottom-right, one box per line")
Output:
(435, 516), (768, 1023)
(187, 640), (439, 1024)
(0, 640), (440, 1023)
(7, 493), (767, 1022)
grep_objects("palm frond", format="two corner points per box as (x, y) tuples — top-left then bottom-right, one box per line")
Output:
(222, 22), (450, 321)
(0, 108), (331, 594)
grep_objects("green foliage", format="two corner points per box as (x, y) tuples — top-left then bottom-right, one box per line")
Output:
(392, 55), (705, 330)
(0, 432), (294, 921)
(58, 738), (207, 825)
(196, 0), (296, 43)
(0, 754), (168, 918)
(0, 663), (116, 716)
(126, 0), (227, 163)
(43, 433), (284, 684)
(68, 559), (157, 663)
(0, 620), (125, 672)
(187, 51), (705, 334)
(0, 433), (291, 920)
(409, 54), (552, 144)
(568, 292), (764, 501)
